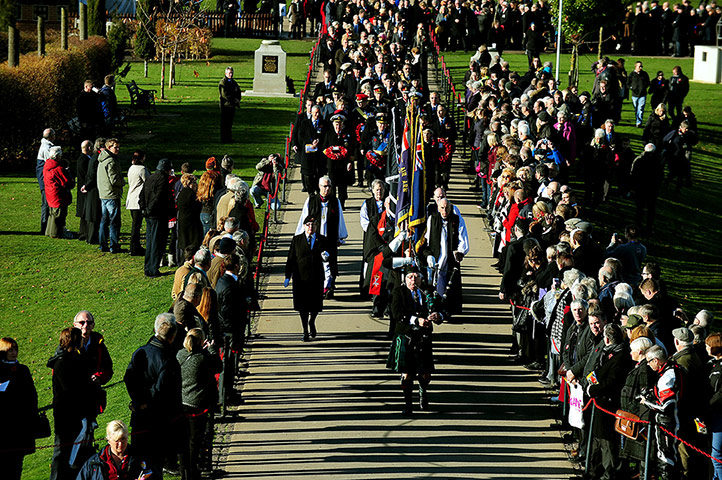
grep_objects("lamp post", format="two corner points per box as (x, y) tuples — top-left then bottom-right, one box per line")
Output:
(555, 0), (563, 83)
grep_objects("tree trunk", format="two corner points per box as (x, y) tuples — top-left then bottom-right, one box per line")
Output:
(8, 26), (19, 67)
(37, 17), (45, 56)
(79, 2), (88, 41)
(598, 26), (604, 60)
(168, 52), (174, 89)
(160, 50), (166, 99)
(170, 44), (178, 87)
(60, 7), (68, 50)
(568, 44), (578, 88)
(144, 59), (149, 78)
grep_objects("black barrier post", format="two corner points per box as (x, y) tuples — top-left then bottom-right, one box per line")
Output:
(643, 419), (654, 480)
(584, 403), (595, 476)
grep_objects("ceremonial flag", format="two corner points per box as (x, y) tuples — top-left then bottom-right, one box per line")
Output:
(408, 120), (425, 246)
(395, 115), (412, 226)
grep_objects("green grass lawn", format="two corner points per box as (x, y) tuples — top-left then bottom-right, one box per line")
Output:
(440, 49), (722, 317)
(0, 37), (313, 480)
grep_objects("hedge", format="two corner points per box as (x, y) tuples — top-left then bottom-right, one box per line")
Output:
(0, 35), (111, 165)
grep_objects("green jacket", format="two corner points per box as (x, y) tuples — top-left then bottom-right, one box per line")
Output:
(96, 149), (124, 200)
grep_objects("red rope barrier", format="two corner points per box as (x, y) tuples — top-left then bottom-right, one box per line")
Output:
(582, 398), (722, 465)
(658, 425), (722, 464)
(509, 300), (531, 311)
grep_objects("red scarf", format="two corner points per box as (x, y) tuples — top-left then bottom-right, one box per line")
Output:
(369, 211), (388, 296)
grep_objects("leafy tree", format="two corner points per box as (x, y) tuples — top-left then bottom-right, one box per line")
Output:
(107, 21), (130, 71)
(87, 0), (107, 37)
(0, 0), (17, 31)
(550, 0), (624, 86)
(134, 0), (157, 76)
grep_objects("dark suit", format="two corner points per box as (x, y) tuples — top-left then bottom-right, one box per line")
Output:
(297, 117), (326, 193)
(285, 232), (328, 313)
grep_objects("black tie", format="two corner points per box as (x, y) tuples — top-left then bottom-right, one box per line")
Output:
(307, 235), (312, 247)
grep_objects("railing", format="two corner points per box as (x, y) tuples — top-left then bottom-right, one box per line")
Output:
(429, 27), (468, 160)
(253, 32), (322, 290)
(99, 11), (279, 38)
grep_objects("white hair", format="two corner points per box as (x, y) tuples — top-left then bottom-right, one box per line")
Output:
(154, 312), (177, 341)
(48, 146), (63, 160)
(631, 337), (653, 354)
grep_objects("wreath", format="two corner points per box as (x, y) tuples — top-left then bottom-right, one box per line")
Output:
(323, 146), (349, 161)
(437, 138), (454, 164)
(355, 123), (365, 143)
(366, 150), (387, 169)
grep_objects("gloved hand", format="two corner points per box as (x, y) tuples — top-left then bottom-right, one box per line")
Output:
(399, 229), (409, 241)
(427, 255), (436, 267)
(321, 251), (330, 262)
(391, 256), (414, 269)
(284, 278), (290, 288)
(454, 251), (465, 263)
(388, 234), (404, 252)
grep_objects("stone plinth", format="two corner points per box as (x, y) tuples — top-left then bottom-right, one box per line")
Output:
(693, 46), (722, 84)
(244, 40), (294, 98)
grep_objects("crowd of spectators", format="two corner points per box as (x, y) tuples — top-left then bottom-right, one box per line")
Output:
(10, 0), (721, 478)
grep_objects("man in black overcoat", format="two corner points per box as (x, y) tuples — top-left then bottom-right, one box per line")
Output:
(285, 215), (330, 341)
(219, 66), (242, 143)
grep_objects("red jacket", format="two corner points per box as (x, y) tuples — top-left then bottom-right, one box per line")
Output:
(43, 158), (74, 208)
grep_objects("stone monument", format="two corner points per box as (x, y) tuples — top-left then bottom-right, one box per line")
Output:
(244, 40), (294, 97)
(693, 46), (722, 84)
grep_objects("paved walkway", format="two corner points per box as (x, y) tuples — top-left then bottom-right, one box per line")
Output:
(217, 67), (575, 479)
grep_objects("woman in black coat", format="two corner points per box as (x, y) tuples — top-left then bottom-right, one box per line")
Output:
(48, 327), (99, 480)
(83, 140), (104, 244)
(284, 215), (328, 342)
(0, 338), (39, 480)
(642, 103), (671, 148)
(176, 174), (204, 253)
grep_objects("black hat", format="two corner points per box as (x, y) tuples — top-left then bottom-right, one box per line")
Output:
(537, 111), (551, 123)
(218, 237), (236, 255)
(579, 91), (591, 99)
(157, 158), (173, 172)
(303, 215), (316, 225)
(404, 264), (421, 275)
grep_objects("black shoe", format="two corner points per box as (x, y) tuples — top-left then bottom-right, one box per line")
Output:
(524, 362), (544, 371)
(562, 433), (576, 443)
(538, 376), (551, 385)
(130, 248), (145, 256)
(420, 396), (429, 411)
(145, 271), (161, 278)
(303, 333), (310, 342)
(310, 324), (317, 338)
(402, 406), (413, 416)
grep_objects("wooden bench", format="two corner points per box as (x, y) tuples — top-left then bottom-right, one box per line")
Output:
(126, 80), (157, 115)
